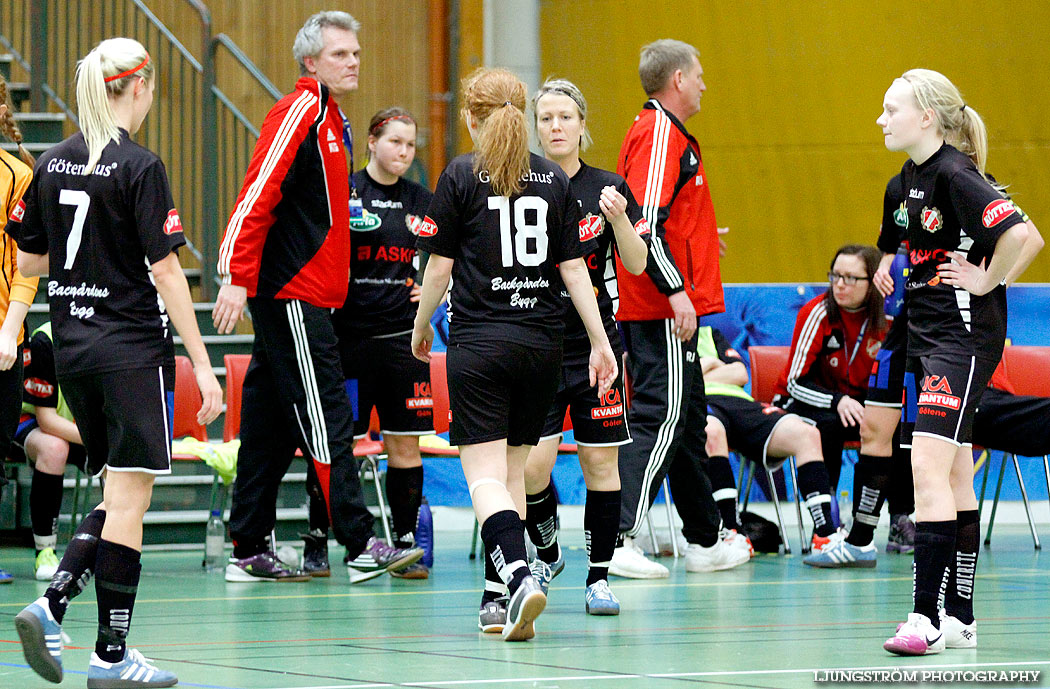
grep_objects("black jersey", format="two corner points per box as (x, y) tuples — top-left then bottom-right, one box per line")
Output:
(563, 161), (649, 356)
(334, 169), (432, 337)
(417, 152), (583, 348)
(896, 143), (1024, 359)
(7, 131), (184, 376)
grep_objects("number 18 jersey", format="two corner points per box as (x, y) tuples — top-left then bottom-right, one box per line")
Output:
(7, 131), (185, 377)
(418, 152), (583, 348)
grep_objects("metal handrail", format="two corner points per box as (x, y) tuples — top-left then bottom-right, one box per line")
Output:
(210, 33), (282, 102)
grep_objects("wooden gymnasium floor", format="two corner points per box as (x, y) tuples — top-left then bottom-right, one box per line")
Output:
(1, 523), (1048, 688)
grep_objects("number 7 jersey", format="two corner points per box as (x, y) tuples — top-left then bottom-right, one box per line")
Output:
(417, 152), (583, 348)
(6, 131), (185, 377)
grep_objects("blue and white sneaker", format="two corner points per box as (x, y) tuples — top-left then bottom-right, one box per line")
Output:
(803, 532), (876, 568)
(0, 565), (13, 583)
(87, 648), (178, 688)
(585, 580), (620, 616)
(529, 556), (564, 595)
(14, 597), (64, 683)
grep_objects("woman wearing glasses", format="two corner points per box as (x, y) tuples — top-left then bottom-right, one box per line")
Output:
(772, 244), (888, 550)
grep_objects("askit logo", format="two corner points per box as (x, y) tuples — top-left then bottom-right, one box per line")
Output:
(591, 388), (624, 422)
(417, 215), (438, 237)
(23, 377), (54, 397)
(163, 209), (183, 235)
(10, 198), (25, 222)
(918, 375), (961, 411)
(350, 209), (383, 232)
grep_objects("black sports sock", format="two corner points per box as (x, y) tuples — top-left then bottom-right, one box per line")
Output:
(481, 545), (506, 606)
(44, 509), (106, 623)
(944, 510), (978, 625)
(386, 465), (424, 545)
(846, 453), (890, 546)
(94, 540), (142, 663)
(525, 482), (560, 564)
(913, 520), (955, 627)
(305, 460), (330, 534)
(704, 455), (740, 530)
(480, 510), (530, 594)
(797, 461), (836, 537)
(886, 443), (915, 516)
(584, 489), (620, 586)
(30, 469), (64, 551)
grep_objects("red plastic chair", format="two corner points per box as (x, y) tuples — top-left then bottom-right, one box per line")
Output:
(980, 346), (1050, 549)
(173, 355), (208, 442)
(742, 345), (805, 554)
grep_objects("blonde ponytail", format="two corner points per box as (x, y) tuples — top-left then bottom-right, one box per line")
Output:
(462, 68), (529, 197)
(0, 75), (34, 166)
(75, 37), (154, 176)
(901, 68), (990, 176)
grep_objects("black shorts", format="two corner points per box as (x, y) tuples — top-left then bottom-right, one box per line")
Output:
(867, 316), (907, 407)
(707, 394), (796, 471)
(61, 365), (175, 476)
(446, 340), (561, 447)
(972, 387), (1050, 457)
(901, 353), (997, 448)
(11, 416), (89, 471)
(340, 331), (433, 439)
(539, 357), (630, 446)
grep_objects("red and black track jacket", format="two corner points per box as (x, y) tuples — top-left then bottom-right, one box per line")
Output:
(615, 99), (724, 321)
(774, 294), (885, 409)
(218, 78), (351, 308)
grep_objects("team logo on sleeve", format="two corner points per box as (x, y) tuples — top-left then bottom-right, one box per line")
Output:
(10, 199), (25, 222)
(23, 378), (54, 397)
(920, 206), (942, 233)
(417, 215), (438, 237)
(163, 209), (183, 235)
(634, 217), (651, 236)
(579, 214), (604, 241)
(22, 348), (31, 367)
(893, 202), (909, 228)
(405, 214), (424, 235)
(981, 199), (1015, 228)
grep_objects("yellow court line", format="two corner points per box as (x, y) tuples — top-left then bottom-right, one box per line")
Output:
(2, 568), (1044, 608)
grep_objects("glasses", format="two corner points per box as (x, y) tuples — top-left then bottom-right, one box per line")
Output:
(827, 272), (869, 286)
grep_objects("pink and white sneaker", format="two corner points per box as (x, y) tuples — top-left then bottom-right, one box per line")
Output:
(883, 612), (945, 656)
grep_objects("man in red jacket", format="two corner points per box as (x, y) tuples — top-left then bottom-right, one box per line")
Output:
(611, 39), (745, 578)
(212, 11), (421, 584)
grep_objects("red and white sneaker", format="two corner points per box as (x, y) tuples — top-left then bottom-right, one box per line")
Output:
(721, 528), (754, 557)
(883, 612), (945, 656)
(810, 528), (845, 553)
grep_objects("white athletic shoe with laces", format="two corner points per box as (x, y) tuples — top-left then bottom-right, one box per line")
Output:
(609, 537), (669, 579)
(684, 539), (750, 572)
(940, 610), (977, 648)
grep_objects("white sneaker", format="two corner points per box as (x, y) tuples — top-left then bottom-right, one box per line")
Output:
(940, 611), (977, 648)
(883, 612), (946, 656)
(720, 528), (754, 557)
(630, 530), (687, 557)
(684, 539), (750, 572)
(608, 537), (670, 579)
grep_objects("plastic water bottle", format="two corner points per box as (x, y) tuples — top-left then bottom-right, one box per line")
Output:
(204, 510), (225, 571)
(416, 497), (434, 568)
(838, 490), (853, 531)
(884, 244), (909, 317)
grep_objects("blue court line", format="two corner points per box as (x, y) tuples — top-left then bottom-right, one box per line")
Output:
(0, 662), (243, 689)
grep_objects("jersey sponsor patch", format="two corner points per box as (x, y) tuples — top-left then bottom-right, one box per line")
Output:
(921, 206), (942, 233)
(163, 209), (183, 235)
(590, 388), (624, 420)
(634, 217), (651, 235)
(417, 215), (438, 237)
(894, 202), (909, 228)
(22, 347), (31, 367)
(23, 377), (54, 397)
(579, 214), (603, 242)
(10, 198), (25, 222)
(981, 198), (1015, 228)
(406, 396), (434, 410)
(405, 214), (424, 235)
(349, 209), (383, 232)
(918, 391), (961, 410)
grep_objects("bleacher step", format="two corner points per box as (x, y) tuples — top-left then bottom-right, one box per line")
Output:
(12, 112), (65, 141)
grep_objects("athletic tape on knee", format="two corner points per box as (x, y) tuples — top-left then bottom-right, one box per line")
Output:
(468, 477), (506, 499)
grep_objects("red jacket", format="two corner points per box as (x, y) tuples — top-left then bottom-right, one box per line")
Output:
(615, 99), (724, 321)
(775, 294), (885, 409)
(217, 77), (351, 308)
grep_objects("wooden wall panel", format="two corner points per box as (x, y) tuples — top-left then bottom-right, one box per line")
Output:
(539, 0), (1050, 283)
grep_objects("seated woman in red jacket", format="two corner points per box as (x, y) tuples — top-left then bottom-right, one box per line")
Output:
(773, 244), (888, 546)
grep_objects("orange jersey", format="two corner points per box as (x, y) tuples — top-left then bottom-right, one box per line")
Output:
(1, 147), (38, 344)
